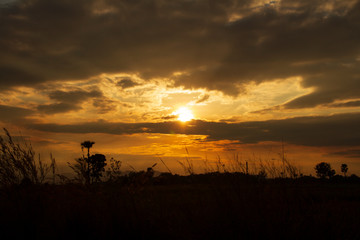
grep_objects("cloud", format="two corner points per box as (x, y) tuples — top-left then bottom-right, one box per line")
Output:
(195, 94), (210, 104)
(329, 149), (360, 158)
(48, 89), (103, 104)
(37, 102), (82, 114)
(34, 88), (104, 115)
(0, 104), (33, 122)
(92, 98), (117, 114)
(0, 0), (359, 108)
(27, 112), (360, 147)
(326, 100), (360, 108)
(116, 78), (139, 89)
(160, 115), (177, 120)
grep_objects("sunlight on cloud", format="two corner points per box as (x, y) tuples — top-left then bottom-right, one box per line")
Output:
(188, 76), (314, 122)
(91, 0), (118, 16)
(2, 72), (357, 127)
(226, 0), (358, 22)
(172, 107), (194, 122)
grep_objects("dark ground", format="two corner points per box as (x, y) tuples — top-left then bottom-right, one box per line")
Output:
(0, 173), (359, 240)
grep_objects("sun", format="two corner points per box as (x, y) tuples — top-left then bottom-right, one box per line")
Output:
(174, 107), (194, 122)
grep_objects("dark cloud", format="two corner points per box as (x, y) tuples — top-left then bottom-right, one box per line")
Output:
(48, 89), (103, 104)
(116, 78), (139, 89)
(0, 104), (33, 122)
(27, 112), (360, 147)
(37, 102), (82, 114)
(0, 0), (360, 107)
(0, 66), (45, 90)
(329, 149), (360, 158)
(92, 98), (117, 114)
(160, 115), (177, 120)
(196, 94), (210, 104)
(0, 0), (18, 9)
(36, 89), (104, 115)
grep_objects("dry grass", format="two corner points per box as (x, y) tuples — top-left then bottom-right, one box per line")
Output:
(0, 129), (359, 239)
(177, 147), (301, 180)
(0, 174), (359, 239)
(177, 147), (195, 175)
(0, 128), (51, 187)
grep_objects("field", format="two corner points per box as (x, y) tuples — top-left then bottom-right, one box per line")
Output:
(0, 174), (360, 239)
(1, 131), (360, 239)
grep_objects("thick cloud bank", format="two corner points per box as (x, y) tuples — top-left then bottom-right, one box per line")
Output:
(1, 0), (360, 108)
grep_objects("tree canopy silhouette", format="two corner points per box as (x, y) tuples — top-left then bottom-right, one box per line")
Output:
(88, 154), (107, 183)
(69, 141), (107, 184)
(315, 162), (335, 179)
(81, 141), (95, 158)
(341, 164), (348, 177)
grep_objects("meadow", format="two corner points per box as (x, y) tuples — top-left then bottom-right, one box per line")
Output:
(0, 129), (360, 239)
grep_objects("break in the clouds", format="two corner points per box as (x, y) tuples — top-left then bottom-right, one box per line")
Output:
(1, 0), (360, 108)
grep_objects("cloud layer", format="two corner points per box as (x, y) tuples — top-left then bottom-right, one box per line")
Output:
(27, 112), (360, 147)
(1, 0), (360, 109)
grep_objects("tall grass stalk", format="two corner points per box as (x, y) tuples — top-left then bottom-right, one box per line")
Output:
(158, 156), (172, 174)
(0, 128), (51, 186)
(178, 147), (195, 175)
(199, 147), (301, 179)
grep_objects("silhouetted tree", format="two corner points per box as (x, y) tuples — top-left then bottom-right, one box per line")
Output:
(81, 141), (95, 184)
(315, 162), (335, 179)
(81, 141), (95, 158)
(88, 154), (107, 183)
(341, 164), (348, 177)
(69, 142), (107, 184)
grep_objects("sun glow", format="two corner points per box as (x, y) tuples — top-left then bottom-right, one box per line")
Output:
(174, 107), (194, 122)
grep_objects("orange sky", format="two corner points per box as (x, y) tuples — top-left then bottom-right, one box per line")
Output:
(1, 0), (360, 176)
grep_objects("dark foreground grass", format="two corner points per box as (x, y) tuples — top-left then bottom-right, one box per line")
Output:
(0, 174), (360, 240)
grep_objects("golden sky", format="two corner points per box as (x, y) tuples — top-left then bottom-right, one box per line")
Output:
(1, 0), (360, 175)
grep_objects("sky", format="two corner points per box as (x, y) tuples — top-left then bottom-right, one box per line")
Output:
(1, 0), (360, 176)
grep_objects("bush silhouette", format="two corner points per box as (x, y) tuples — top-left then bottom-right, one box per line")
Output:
(341, 164), (348, 177)
(315, 162), (335, 179)
(88, 154), (107, 183)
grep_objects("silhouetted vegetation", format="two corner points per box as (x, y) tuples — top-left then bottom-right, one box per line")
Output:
(88, 154), (107, 183)
(0, 128), (51, 187)
(68, 142), (106, 184)
(315, 162), (336, 179)
(0, 129), (360, 239)
(341, 163), (349, 177)
(81, 140), (95, 158)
